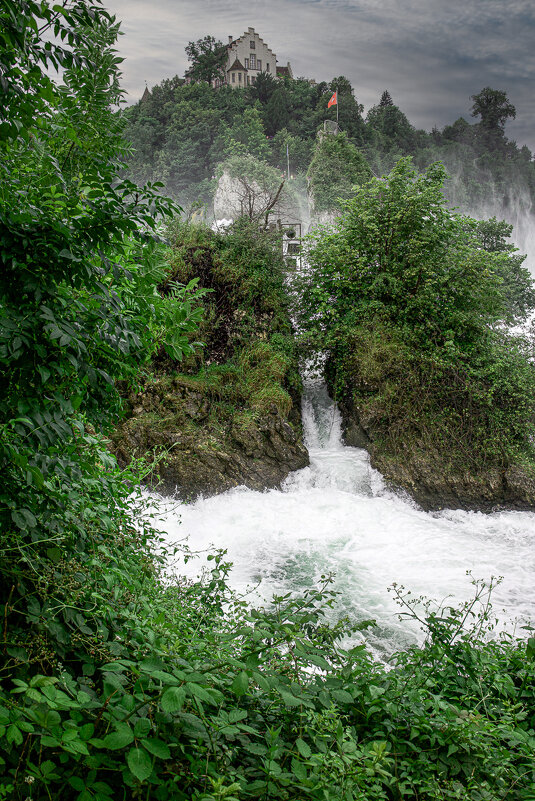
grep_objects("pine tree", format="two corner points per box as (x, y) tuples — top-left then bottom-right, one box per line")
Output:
(379, 89), (394, 107)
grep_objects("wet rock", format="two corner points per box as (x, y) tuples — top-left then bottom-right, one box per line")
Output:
(340, 400), (535, 512)
(111, 382), (308, 501)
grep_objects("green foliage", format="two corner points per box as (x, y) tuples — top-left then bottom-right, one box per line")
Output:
(2, 520), (535, 800)
(307, 132), (372, 214)
(220, 106), (271, 161)
(474, 217), (535, 321)
(296, 158), (535, 470)
(185, 35), (227, 84)
(366, 102), (418, 154)
(0, 0), (205, 550)
(2, 9), (535, 801)
(470, 87), (516, 151)
(151, 219), (299, 409)
(122, 74), (535, 232)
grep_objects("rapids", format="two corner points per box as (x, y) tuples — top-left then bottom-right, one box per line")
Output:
(153, 377), (535, 657)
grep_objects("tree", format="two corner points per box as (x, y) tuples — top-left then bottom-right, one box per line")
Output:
(475, 217), (534, 321)
(247, 70), (277, 104)
(307, 131), (372, 214)
(296, 157), (535, 473)
(301, 158), (532, 343)
(0, 0), (203, 666)
(471, 87), (516, 131)
(379, 89), (394, 107)
(328, 75), (354, 97)
(185, 34), (227, 84)
(215, 154), (294, 228)
(470, 87), (516, 150)
(270, 128), (313, 173)
(265, 86), (290, 136)
(366, 102), (417, 152)
(220, 106), (270, 161)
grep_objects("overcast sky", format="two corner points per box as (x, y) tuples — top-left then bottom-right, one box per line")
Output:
(104, 0), (535, 151)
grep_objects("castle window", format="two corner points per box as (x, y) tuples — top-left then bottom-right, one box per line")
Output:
(266, 63), (270, 72)
(257, 59), (261, 70)
(250, 40), (255, 49)
(250, 54), (255, 68)
(245, 58), (249, 68)
(247, 76), (250, 85)
(232, 72), (235, 83)
(238, 72), (242, 82)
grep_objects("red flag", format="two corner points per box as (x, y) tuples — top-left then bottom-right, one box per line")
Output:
(327, 91), (337, 108)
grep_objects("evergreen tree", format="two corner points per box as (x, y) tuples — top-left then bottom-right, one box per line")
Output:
(247, 70), (277, 104)
(379, 89), (393, 107)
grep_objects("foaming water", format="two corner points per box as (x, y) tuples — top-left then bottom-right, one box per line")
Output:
(153, 377), (535, 656)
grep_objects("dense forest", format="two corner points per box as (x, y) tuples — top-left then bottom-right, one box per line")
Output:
(124, 61), (535, 231)
(1, 3), (535, 800)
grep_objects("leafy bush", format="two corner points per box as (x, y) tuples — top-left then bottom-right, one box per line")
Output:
(296, 158), (535, 471)
(307, 132), (372, 214)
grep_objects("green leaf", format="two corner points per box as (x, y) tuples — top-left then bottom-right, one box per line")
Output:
(279, 691), (302, 708)
(296, 738), (312, 758)
(134, 718), (151, 738)
(186, 682), (217, 706)
(46, 547), (62, 563)
(142, 738), (170, 759)
(101, 723), (134, 750)
(160, 686), (185, 713)
(11, 508), (37, 530)
(291, 757), (307, 782)
(127, 746), (152, 782)
(231, 670), (249, 697)
(332, 689), (354, 704)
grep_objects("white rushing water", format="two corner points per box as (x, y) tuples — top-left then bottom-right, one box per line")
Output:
(153, 377), (535, 657)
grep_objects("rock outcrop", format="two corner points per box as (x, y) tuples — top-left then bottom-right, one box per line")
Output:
(340, 400), (535, 512)
(112, 377), (308, 500)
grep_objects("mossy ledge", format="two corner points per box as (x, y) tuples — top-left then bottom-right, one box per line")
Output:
(341, 400), (535, 512)
(111, 221), (308, 498)
(327, 327), (535, 513)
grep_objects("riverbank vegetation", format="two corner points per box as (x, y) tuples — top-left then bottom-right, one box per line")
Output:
(111, 219), (307, 497)
(1, 2), (535, 799)
(296, 158), (535, 508)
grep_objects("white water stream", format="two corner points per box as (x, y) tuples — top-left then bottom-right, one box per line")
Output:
(153, 377), (535, 657)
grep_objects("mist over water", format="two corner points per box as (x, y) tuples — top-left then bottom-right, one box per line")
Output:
(153, 378), (535, 658)
(444, 169), (535, 277)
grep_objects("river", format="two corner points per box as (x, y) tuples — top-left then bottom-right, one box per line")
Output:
(153, 376), (535, 658)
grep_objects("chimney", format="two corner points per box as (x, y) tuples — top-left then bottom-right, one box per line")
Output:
(248, 27), (254, 33)
(228, 35), (233, 44)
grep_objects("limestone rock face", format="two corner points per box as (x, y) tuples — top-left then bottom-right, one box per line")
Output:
(340, 400), (535, 512)
(112, 380), (308, 501)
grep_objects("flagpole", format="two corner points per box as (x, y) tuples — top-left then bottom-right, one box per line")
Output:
(336, 86), (339, 127)
(286, 142), (290, 181)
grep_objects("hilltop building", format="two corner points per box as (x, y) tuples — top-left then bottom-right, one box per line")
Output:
(213, 27), (293, 88)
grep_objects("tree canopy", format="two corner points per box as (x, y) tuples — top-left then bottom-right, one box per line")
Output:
(185, 34), (227, 84)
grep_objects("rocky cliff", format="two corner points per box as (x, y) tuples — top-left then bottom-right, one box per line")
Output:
(340, 398), (535, 512)
(112, 220), (308, 500)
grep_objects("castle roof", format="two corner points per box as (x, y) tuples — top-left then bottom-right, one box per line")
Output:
(227, 58), (247, 73)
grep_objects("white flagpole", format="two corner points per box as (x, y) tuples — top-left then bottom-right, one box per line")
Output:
(286, 142), (290, 180)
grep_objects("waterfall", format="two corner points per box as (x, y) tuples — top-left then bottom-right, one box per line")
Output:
(153, 376), (535, 658)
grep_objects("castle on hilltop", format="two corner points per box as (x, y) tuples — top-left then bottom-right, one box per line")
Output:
(213, 27), (293, 88)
